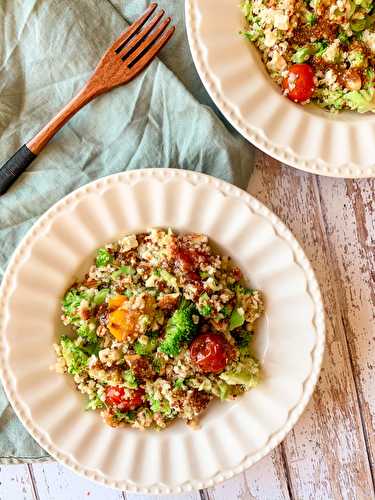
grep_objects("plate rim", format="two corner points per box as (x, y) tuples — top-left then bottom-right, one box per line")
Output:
(0, 168), (325, 493)
(185, 0), (375, 179)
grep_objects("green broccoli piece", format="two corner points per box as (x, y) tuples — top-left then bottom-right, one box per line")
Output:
(62, 289), (88, 324)
(338, 32), (349, 44)
(122, 369), (138, 388)
(77, 322), (97, 343)
(148, 394), (175, 417)
(234, 330), (253, 351)
(220, 356), (260, 389)
(344, 89), (375, 113)
(159, 299), (198, 357)
(96, 248), (113, 267)
(305, 11), (316, 25)
(174, 378), (185, 389)
(85, 395), (105, 410)
(114, 410), (137, 422)
(197, 293), (212, 317)
(60, 336), (88, 375)
(134, 334), (159, 356)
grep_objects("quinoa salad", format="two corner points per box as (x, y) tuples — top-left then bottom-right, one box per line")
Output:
(241, 0), (375, 112)
(54, 229), (264, 430)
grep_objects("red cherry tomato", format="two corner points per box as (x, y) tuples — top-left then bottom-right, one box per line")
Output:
(282, 64), (315, 103)
(190, 333), (234, 373)
(105, 386), (144, 411)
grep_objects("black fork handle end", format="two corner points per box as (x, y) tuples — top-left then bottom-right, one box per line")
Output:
(0, 145), (36, 195)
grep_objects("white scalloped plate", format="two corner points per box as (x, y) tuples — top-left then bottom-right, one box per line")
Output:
(0, 169), (325, 493)
(185, 0), (375, 178)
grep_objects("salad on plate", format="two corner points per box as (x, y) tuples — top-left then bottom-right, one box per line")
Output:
(54, 229), (264, 430)
(241, 0), (375, 112)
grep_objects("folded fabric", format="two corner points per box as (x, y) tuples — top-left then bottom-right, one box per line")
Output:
(0, 0), (254, 462)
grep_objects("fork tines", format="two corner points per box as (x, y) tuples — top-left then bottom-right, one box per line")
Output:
(114, 3), (174, 68)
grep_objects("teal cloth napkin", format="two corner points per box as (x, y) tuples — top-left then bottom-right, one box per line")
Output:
(0, 0), (254, 462)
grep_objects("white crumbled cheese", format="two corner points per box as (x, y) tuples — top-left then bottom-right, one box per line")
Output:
(363, 30), (375, 53)
(267, 51), (287, 72)
(119, 234), (138, 253)
(273, 11), (289, 30)
(322, 40), (340, 63)
(264, 28), (278, 48)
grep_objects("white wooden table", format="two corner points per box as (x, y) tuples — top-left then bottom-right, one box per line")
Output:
(1, 153), (374, 500)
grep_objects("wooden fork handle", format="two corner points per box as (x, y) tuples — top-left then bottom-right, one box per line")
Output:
(0, 85), (95, 195)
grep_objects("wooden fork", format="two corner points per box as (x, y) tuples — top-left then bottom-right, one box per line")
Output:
(0, 3), (174, 195)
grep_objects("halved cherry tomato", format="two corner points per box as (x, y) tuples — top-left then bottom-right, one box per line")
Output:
(105, 386), (144, 411)
(282, 64), (315, 103)
(190, 333), (234, 374)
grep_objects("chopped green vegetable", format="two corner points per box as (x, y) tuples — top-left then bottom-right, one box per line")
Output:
(111, 266), (135, 279)
(77, 322), (97, 343)
(114, 410), (137, 422)
(93, 288), (109, 305)
(96, 248), (113, 267)
(292, 47), (311, 63)
(198, 293), (211, 317)
(234, 330), (253, 351)
(60, 336), (88, 375)
(220, 356), (260, 389)
(229, 308), (245, 331)
(305, 11), (316, 25)
(85, 395), (105, 410)
(159, 299), (198, 357)
(134, 334), (158, 356)
(174, 378), (185, 389)
(62, 289), (87, 323)
(122, 369), (138, 388)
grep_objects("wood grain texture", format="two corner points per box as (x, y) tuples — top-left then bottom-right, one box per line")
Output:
(247, 152), (375, 500)
(0, 156), (374, 500)
(31, 463), (124, 500)
(0, 465), (34, 500)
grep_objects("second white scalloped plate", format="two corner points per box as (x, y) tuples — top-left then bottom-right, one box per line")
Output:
(185, 0), (375, 178)
(0, 169), (325, 493)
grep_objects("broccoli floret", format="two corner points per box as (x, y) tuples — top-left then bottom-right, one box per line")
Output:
(148, 394), (175, 417)
(60, 336), (88, 375)
(234, 330), (253, 351)
(174, 378), (185, 389)
(85, 394), (105, 410)
(159, 299), (198, 357)
(134, 334), (159, 356)
(197, 293), (212, 317)
(96, 248), (113, 267)
(62, 289), (88, 324)
(305, 11), (316, 26)
(114, 410), (137, 422)
(77, 322), (97, 343)
(220, 356), (260, 389)
(122, 369), (138, 388)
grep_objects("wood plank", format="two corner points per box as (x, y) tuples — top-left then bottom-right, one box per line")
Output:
(203, 448), (290, 500)
(247, 153), (374, 500)
(0, 464), (34, 500)
(317, 177), (375, 481)
(31, 462), (123, 500)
